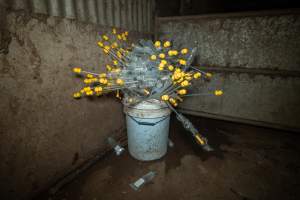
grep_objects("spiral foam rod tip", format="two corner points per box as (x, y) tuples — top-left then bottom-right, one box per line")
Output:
(202, 144), (214, 152)
(114, 145), (125, 156)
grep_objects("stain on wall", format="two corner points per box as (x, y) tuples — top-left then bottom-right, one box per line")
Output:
(157, 10), (300, 131)
(0, 8), (149, 200)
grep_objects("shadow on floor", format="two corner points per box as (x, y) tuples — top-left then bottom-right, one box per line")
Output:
(37, 115), (300, 200)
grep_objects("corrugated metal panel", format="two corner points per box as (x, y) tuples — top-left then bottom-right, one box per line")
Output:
(106, 0), (114, 26)
(75, 0), (87, 22)
(113, 0), (121, 27)
(137, 0), (143, 31)
(87, 0), (98, 24)
(143, 0), (148, 31)
(120, 0), (127, 28)
(97, 0), (105, 26)
(133, 0), (138, 31)
(127, 0), (133, 30)
(63, 0), (76, 19)
(32, 0), (47, 14)
(8, 0), (154, 32)
(12, 0), (28, 10)
(48, 0), (61, 17)
(145, 0), (149, 32)
(147, 0), (152, 32)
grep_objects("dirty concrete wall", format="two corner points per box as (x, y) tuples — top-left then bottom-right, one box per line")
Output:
(0, 5), (151, 200)
(157, 9), (300, 131)
(9, 0), (155, 32)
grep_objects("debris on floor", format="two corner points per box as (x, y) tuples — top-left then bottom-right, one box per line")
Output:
(130, 171), (157, 191)
(107, 137), (125, 156)
(36, 117), (300, 200)
(168, 139), (174, 148)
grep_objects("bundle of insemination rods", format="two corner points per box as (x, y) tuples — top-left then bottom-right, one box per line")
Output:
(72, 28), (223, 151)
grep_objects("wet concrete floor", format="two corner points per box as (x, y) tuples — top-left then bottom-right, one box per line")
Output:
(40, 115), (300, 200)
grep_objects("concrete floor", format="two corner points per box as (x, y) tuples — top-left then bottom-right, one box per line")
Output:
(39, 116), (300, 200)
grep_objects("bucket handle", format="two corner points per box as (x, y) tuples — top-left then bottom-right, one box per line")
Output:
(128, 115), (168, 126)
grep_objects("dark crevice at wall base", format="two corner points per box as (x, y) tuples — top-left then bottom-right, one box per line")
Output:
(156, 8), (300, 22)
(178, 108), (300, 133)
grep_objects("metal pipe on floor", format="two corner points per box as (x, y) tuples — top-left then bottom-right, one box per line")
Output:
(49, 135), (127, 195)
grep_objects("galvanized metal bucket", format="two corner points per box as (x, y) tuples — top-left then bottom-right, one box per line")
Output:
(124, 99), (171, 161)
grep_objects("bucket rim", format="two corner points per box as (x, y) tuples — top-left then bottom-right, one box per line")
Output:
(125, 99), (169, 110)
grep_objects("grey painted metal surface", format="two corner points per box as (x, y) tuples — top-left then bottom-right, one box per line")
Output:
(96, 0), (105, 26)
(147, 0), (151, 32)
(106, 0), (114, 26)
(8, 0), (155, 32)
(127, 0), (133, 30)
(32, 0), (48, 14)
(133, 0), (138, 31)
(113, 0), (121, 27)
(142, 0), (147, 31)
(87, 0), (98, 24)
(12, 0), (28, 10)
(157, 10), (300, 131)
(63, 0), (76, 19)
(75, 0), (87, 22)
(120, 0), (127, 28)
(48, 0), (61, 17)
(137, 0), (143, 31)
